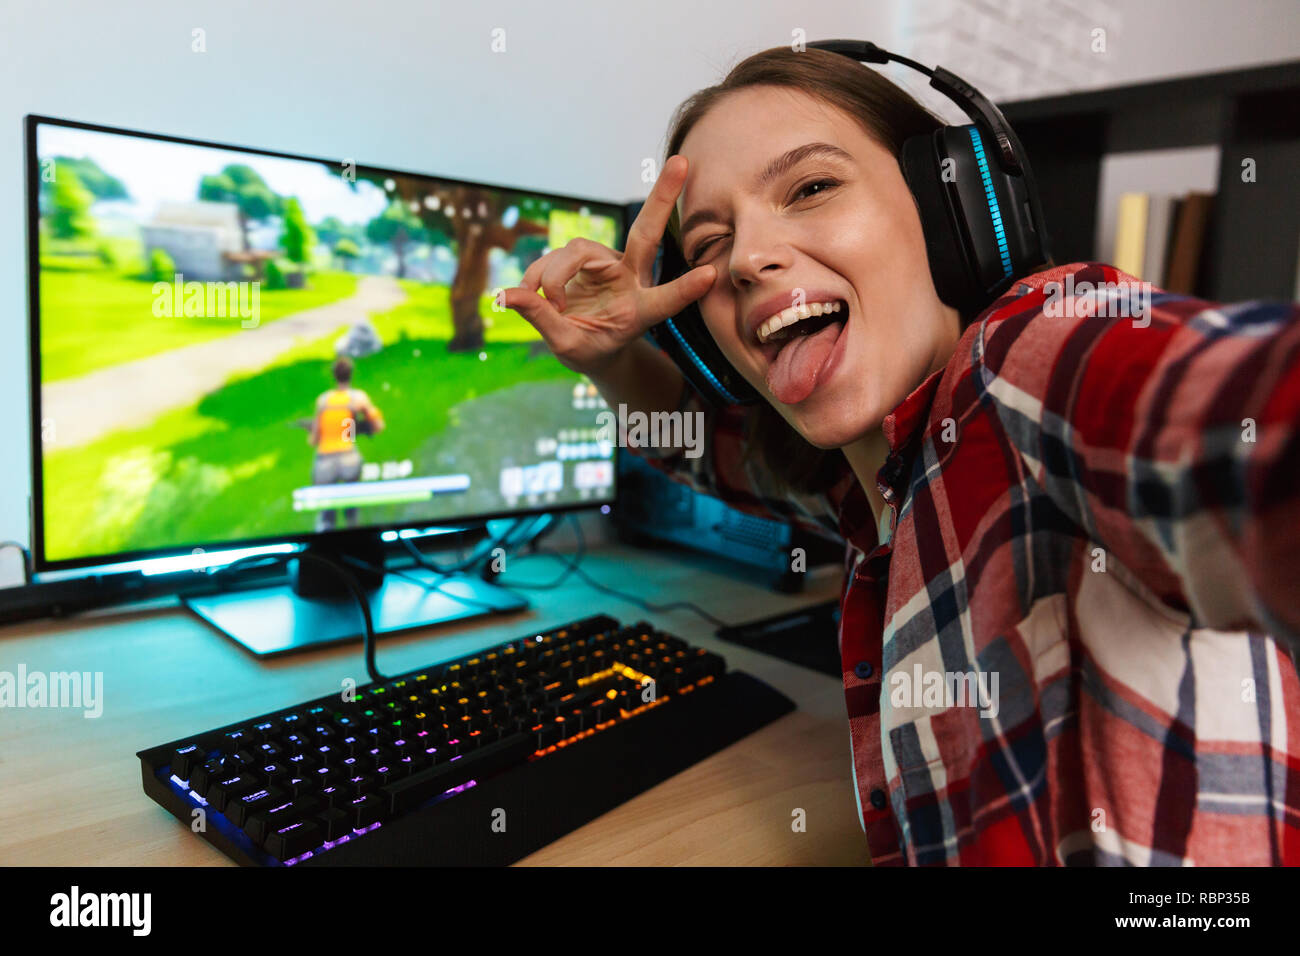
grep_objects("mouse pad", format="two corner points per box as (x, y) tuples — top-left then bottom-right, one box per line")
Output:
(715, 599), (841, 677)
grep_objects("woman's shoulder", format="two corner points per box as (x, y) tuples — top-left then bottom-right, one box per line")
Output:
(963, 260), (1189, 379)
(924, 261), (1163, 446)
(933, 256), (1299, 459)
(979, 260), (1150, 330)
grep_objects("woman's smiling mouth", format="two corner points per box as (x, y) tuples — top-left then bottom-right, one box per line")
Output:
(753, 298), (851, 405)
(756, 298), (845, 343)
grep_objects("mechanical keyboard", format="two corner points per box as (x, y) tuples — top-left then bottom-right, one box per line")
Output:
(137, 613), (795, 865)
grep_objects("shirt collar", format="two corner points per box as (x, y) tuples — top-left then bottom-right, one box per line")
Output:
(833, 262), (1106, 553)
(875, 261), (1097, 496)
(882, 367), (945, 456)
(875, 364), (945, 503)
(830, 366), (946, 556)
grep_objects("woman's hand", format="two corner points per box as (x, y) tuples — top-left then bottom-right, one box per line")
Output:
(499, 155), (717, 377)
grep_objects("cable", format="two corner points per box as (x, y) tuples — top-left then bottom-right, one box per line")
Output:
(490, 513), (587, 590)
(497, 514), (731, 629)
(399, 517), (529, 575)
(339, 553), (506, 612)
(210, 549), (386, 683)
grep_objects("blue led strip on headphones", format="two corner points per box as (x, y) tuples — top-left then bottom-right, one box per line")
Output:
(662, 317), (744, 405)
(967, 126), (1013, 278)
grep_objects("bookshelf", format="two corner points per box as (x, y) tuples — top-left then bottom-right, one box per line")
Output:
(998, 60), (1300, 303)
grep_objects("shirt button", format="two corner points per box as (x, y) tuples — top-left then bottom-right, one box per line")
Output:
(870, 789), (888, 810)
(854, 661), (874, 680)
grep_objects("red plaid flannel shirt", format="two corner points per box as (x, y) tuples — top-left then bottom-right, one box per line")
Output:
(626, 261), (1300, 865)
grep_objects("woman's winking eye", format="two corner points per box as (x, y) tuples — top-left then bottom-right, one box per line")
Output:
(685, 175), (842, 267)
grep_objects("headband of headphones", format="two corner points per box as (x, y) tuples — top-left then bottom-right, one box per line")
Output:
(647, 38), (1052, 407)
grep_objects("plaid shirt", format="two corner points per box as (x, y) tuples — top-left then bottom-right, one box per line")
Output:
(626, 261), (1300, 865)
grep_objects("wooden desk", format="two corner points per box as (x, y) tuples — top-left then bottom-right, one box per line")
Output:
(0, 540), (867, 866)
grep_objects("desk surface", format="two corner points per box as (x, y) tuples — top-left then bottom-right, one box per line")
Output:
(0, 540), (866, 866)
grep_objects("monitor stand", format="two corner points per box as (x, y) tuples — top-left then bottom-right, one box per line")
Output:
(183, 533), (528, 657)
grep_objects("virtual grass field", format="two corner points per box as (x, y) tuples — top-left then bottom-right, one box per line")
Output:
(39, 238), (360, 382)
(42, 273), (580, 562)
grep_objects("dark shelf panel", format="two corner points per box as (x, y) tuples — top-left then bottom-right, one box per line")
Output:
(999, 59), (1300, 127)
(996, 59), (1300, 301)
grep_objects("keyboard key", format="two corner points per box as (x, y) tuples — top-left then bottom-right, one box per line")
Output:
(207, 773), (259, 812)
(243, 797), (303, 844)
(257, 742), (283, 760)
(226, 787), (286, 827)
(349, 793), (386, 828)
(317, 785), (348, 809)
(286, 776), (315, 797)
(382, 733), (535, 814)
(316, 807), (351, 841)
(312, 766), (342, 788)
(170, 744), (204, 779)
(263, 819), (322, 862)
(285, 753), (319, 775)
(346, 774), (376, 797)
(190, 756), (238, 795)
(399, 753), (430, 775)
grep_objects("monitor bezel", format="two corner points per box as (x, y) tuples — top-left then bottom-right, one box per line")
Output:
(25, 113), (623, 573)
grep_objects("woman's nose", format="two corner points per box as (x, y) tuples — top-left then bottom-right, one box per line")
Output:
(729, 227), (793, 286)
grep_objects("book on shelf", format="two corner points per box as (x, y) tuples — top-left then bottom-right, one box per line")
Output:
(1164, 191), (1214, 295)
(1142, 194), (1178, 290)
(1112, 192), (1149, 278)
(1109, 190), (1214, 295)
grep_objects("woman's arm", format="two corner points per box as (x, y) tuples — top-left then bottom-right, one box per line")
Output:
(980, 263), (1300, 651)
(585, 335), (686, 418)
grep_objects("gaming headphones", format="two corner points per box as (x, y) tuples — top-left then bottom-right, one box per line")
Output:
(647, 38), (1052, 407)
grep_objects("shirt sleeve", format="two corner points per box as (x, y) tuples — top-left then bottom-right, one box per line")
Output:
(618, 370), (843, 543)
(979, 266), (1300, 654)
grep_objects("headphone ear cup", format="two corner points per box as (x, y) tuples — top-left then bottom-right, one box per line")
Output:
(904, 125), (1048, 317)
(901, 132), (986, 315)
(645, 231), (761, 407)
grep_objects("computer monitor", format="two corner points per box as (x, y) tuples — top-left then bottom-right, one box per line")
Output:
(25, 115), (623, 652)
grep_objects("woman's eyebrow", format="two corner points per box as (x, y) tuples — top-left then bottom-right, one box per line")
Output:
(679, 141), (854, 240)
(754, 141), (853, 190)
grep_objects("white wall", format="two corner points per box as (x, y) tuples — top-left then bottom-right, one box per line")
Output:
(890, 0), (1300, 121)
(2, 0), (1296, 562)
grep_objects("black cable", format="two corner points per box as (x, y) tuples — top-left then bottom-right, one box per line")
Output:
(572, 564), (729, 628)
(498, 514), (731, 629)
(491, 512), (588, 590)
(210, 549), (386, 683)
(399, 517), (528, 575)
(339, 553), (505, 612)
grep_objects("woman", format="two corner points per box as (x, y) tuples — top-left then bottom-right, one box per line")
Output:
(502, 46), (1300, 865)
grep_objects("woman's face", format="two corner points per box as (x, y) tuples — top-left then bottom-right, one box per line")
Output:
(676, 85), (962, 450)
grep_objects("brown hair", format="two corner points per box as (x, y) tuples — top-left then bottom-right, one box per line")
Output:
(332, 356), (354, 384)
(663, 45), (949, 497)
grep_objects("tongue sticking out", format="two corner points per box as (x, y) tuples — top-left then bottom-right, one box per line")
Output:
(764, 319), (844, 405)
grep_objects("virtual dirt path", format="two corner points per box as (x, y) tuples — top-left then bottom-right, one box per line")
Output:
(42, 275), (407, 449)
